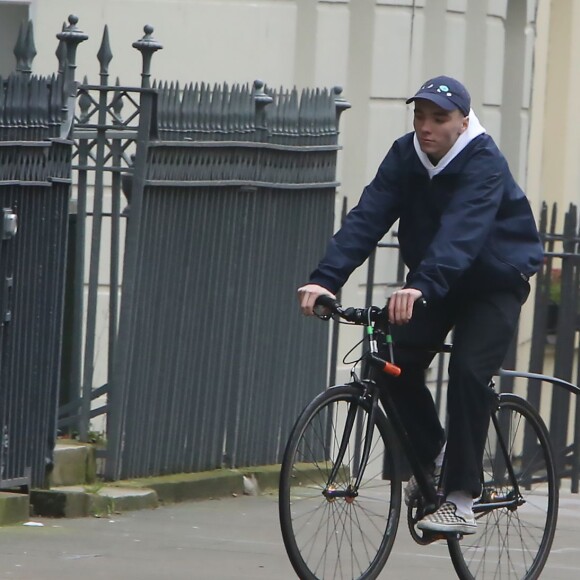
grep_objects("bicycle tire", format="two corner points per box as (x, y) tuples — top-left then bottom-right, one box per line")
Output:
(447, 393), (558, 580)
(279, 384), (402, 580)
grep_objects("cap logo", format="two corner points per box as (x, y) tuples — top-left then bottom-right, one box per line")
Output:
(421, 83), (453, 96)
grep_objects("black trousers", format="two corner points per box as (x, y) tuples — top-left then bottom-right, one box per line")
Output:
(376, 282), (529, 498)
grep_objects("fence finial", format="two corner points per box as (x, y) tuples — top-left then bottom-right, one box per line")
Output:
(56, 15), (88, 132)
(78, 75), (91, 124)
(97, 25), (113, 82)
(55, 22), (67, 74)
(332, 86), (350, 126)
(14, 20), (37, 75)
(56, 15), (88, 94)
(253, 79), (273, 106)
(253, 80), (273, 139)
(132, 25), (163, 89)
(112, 77), (124, 125)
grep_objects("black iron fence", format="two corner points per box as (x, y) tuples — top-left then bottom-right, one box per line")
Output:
(0, 38), (71, 488)
(2, 13), (577, 490)
(33, 17), (351, 481)
(360, 202), (580, 490)
(105, 80), (349, 480)
(0, 15), (350, 486)
(531, 202), (580, 485)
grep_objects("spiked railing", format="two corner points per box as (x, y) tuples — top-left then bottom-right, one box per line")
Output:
(0, 18), (75, 489)
(0, 14), (351, 483)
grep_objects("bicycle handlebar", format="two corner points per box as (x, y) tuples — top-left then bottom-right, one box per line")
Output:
(314, 294), (384, 325)
(314, 295), (401, 377)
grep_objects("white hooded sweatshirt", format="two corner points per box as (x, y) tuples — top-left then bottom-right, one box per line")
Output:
(413, 109), (486, 179)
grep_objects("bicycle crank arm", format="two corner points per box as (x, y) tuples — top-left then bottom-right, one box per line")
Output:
(474, 498), (525, 513)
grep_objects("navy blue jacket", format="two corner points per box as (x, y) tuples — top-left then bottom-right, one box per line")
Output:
(309, 132), (544, 301)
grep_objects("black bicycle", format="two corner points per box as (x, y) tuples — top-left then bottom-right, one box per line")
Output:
(279, 296), (559, 580)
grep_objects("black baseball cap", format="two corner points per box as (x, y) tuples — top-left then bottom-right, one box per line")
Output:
(406, 75), (471, 116)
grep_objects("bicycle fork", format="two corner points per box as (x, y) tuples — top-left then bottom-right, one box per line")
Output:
(322, 388), (379, 503)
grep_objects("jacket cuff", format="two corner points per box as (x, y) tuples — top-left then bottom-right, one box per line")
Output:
(308, 275), (339, 295)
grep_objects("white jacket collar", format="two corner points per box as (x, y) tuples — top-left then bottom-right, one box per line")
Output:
(413, 109), (486, 178)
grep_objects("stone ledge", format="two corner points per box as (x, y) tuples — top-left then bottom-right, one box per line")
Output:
(30, 486), (158, 518)
(0, 492), (30, 526)
(115, 465), (282, 504)
(29, 465), (286, 520)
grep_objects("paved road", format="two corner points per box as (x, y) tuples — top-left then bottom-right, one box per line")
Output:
(0, 490), (579, 579)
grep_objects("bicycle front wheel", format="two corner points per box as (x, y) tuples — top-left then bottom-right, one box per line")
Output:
(448, 393), (558, 580)
(279, 384), (402, 580)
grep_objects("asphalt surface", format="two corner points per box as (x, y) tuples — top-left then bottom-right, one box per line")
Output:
(0, 490), (579, 579)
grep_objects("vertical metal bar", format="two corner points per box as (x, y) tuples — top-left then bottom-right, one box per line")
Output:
(526, 202), (549, 409)
(109, 139), (122, 381)
(550, 205), (577, 477)
(568, 206), (580, 492)
(572, 235), (580, 491)
(328, 196), (347, 388)
(68, 135), (88, 435)
(79, 84), (109, 442)
(105, 89), (155, 480)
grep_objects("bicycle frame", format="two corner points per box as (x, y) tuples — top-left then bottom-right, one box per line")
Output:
(323, 339), (530, 525)
(323, 314), (439, 509)
(314, 295), (547, 526)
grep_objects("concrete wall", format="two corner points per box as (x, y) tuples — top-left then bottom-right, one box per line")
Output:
(538, 0), (580, 215)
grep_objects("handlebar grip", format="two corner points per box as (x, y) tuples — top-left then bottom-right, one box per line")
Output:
(383, 362), (402, 377)
(314, 294), (340, 310)
(313, 294), (340, 320)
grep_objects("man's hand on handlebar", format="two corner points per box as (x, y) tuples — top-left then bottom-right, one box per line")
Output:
(388, 288), (423, 325)
(297, 284), (336, 317)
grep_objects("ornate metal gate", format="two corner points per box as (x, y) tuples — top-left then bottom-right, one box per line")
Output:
(54, 16), (349, 481)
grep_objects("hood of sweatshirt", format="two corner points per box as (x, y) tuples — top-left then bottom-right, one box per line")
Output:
(413, 109), (486, 178)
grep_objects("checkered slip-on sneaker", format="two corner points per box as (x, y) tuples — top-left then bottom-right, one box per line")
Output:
(417, 501), (477, 535)
(404, 464), (441, 507)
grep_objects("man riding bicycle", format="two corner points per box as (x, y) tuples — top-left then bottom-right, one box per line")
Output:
(298, 76), (543, 535)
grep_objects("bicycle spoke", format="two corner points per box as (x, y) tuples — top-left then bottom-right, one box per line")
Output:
(279, 387), (401, 579)
(448, 394), (558, 580)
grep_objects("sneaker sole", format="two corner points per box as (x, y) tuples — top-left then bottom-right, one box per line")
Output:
(417, 520), (477, 535)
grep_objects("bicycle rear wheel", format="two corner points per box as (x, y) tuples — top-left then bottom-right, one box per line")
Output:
(279, 384), (401, 580)
(448, 393), (558, 580)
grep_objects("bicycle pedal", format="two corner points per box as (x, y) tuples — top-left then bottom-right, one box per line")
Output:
(419, 530), (448, 544)
(420, 530), (463, 543)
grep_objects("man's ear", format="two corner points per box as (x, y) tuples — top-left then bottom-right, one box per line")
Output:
(460, 115), (470, 134)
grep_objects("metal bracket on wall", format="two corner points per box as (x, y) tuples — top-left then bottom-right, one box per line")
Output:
(3, 276), (12, 324)
(1, 208), (17, 240)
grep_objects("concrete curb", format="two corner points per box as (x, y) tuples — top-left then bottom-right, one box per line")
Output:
(113, 464), (281, 504)
(29, 465), (283, 520)
(0, 492), (30, 525)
